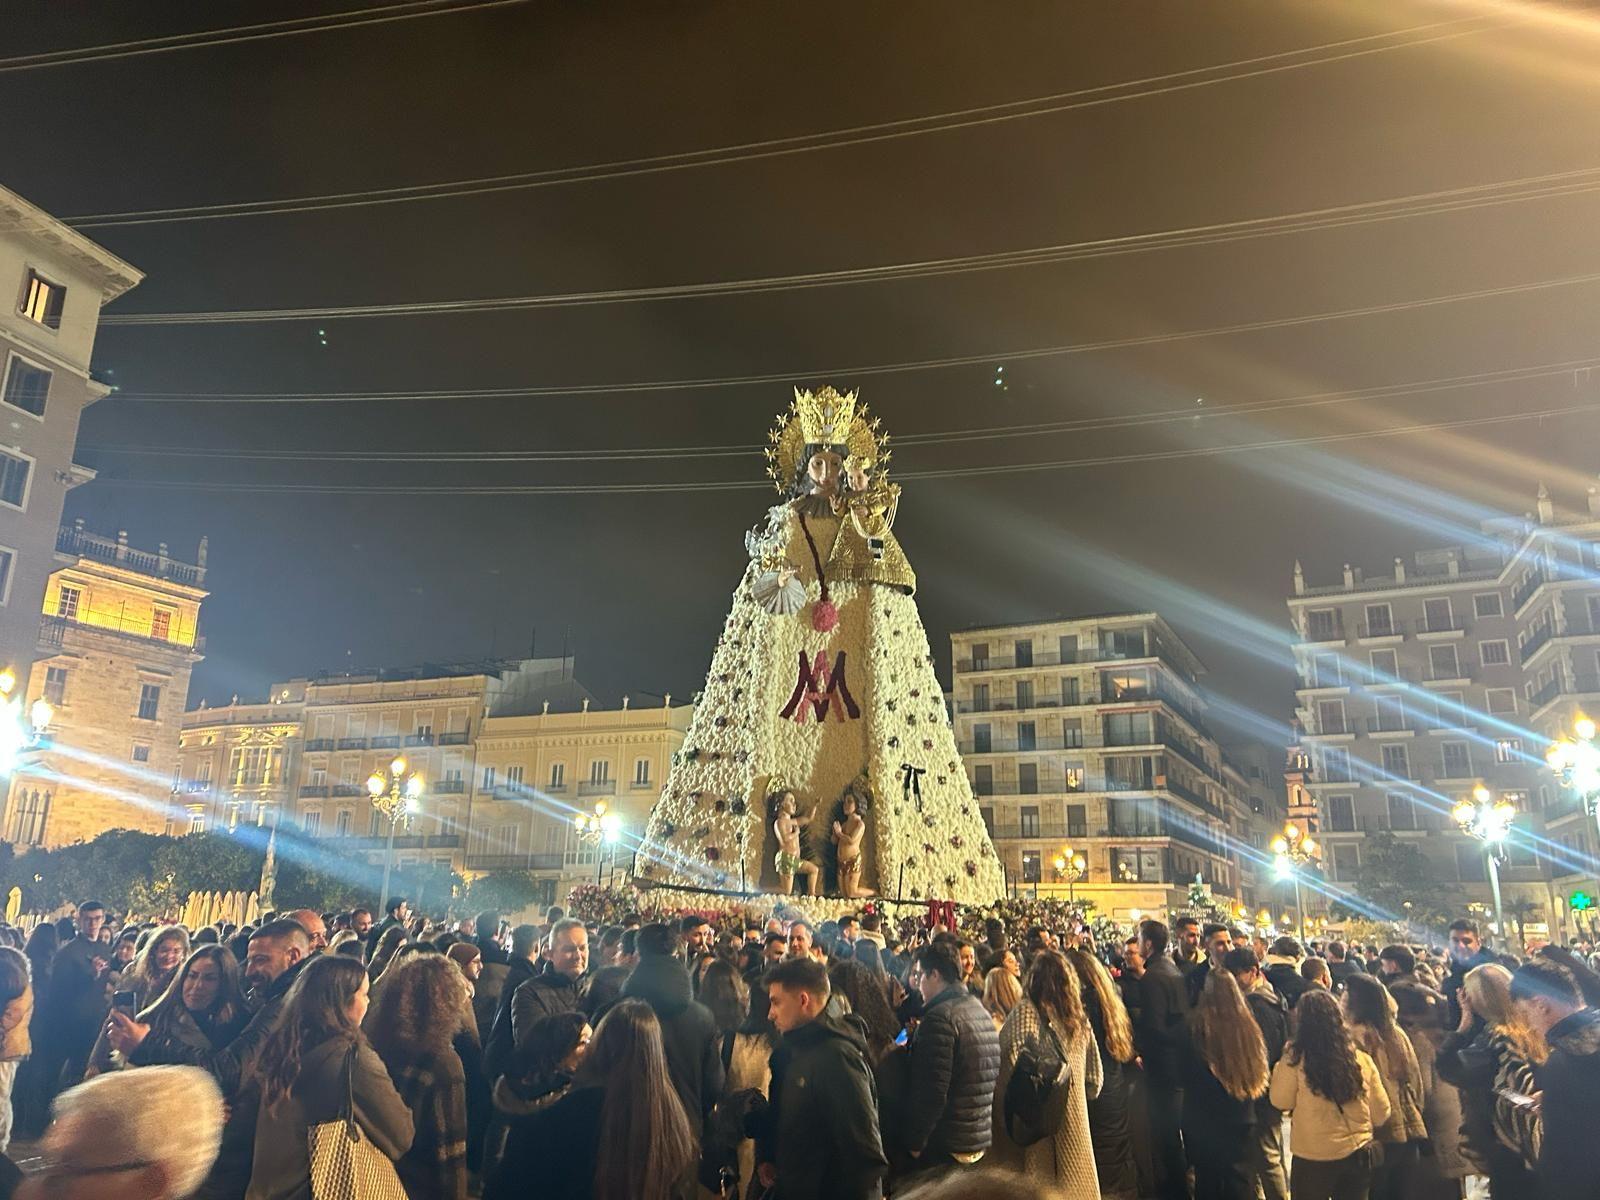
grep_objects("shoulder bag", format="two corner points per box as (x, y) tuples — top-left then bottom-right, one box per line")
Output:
(307, 1045), (409, 1200)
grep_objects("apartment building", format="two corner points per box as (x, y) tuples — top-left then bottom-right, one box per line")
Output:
(950, 615), (1270, 918)
(5, 525), (207, 846)
(172, 684), (305, 836)
(0, 185), (142, 680)
(1287, 481), (1600, 942)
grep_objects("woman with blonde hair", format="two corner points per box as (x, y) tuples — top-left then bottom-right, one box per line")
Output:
(1342, 974), (1425, 1200)
(1177, 969), (1269, 1200)
(1436, 963), (1543, 1200)
(982, 964), (1022, 1030)
(1065, 945), (1138, 1200)
(990, 949), (1102, 1191)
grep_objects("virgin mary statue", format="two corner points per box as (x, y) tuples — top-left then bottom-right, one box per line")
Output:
(639, 387), (1004, 904)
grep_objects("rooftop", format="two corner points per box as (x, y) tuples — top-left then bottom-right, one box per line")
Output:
(0, 183), (143, 302)
(56, 521), (207, 588)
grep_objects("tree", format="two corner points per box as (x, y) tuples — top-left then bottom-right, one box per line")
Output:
(464, 872), (544, 919)
(1330, 833), (1461, 934)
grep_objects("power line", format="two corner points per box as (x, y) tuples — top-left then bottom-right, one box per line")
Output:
(97, 171), (1600, 326)
(0, 0), (531, 75)
(82, 354), (1600, 463)
(59, 15), (1499, 228)
(91, 401), (1600, 495)
(103, 268), (1600, 380)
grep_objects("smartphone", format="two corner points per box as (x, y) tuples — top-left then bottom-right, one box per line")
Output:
(1496, 1087), (1538, 1109)
(111, 989), (137, 1014)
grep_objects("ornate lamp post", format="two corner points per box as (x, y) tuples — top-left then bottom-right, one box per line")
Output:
(1452, 783), (1516, 941)
(367, 756), (423, 914)
(0, 668), (51, 775)
(1052, 847), (1087, 904)
(574, 800), (621, 886)
(1271, 822), (1318, 943)
(1547, 716), (1600, 845)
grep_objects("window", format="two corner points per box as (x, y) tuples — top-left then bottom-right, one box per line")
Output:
(1369, 648), (1399, 681)
(1441, 741), (1472, 778)
(150, 607), (174, 641)
(633, 758), (650, 786)
(1067, 804), (1087, 838)
(1014, 639), (1033, 667)
(1433, 691), (1464, 727)
(1321, 747), (1353, 782)
(1102, 628), (1146, 658)
(19, 271), (65, 329)
(979, 806), (995, 834)
(1020, 805), (1040, 836)
(1371, 692), (1407, 733)
(1112, 848), (1163, 882)
(973, 765), (994, 795)
(1062, 718), (1083, 748)
(55, 585), (80, 619)
(970, 643), (989, 670)
(1485, 688), (1517, 715)
(1363, 604), (1394, 636)
(229, 746), (281, 788)
(42, 666), (65, 706)
(1015, 680), (1034, 709)
(195, 757), (212, 784)
(136, 683), (161, 721)
(0, 450), (31, 510)
(1061, 676), (1079, 705)
(131, 743), (150, 763)
(1018, 762), (1038, 795)
(1103, 711), (1153, 746)
(971, 684), (990, 712)
(303, 811), (322, 836)
(1105, 755), (1155, 790)
(1387, 792), (1415, 830)
(1058, 634), (1078, 664)
(1311, 653), (1343, 687)
(549, 762), (566, 789)
(337, 759), (359, 787)
(972, 723), (992, 753)
(1064, 764), (1084, 792)
(1381, 743), (1410, 779)
(335, 810), (352, 837)
(1479, 640), (1510, 667)
(1423, 598), (1454, 632)
(308, 765), (327, 787)
(1326, 794), (1355, 832)
(1021, 851), (1042, 883)
(1017, 721), (1036, 751)
(482, 765), (497, 791)
(1331, 844), (1360, 882)
(1306, 609), (1340, 640)
(1, 356), (50, 417)
(1428, 644), (1460, 680)
(414, 716), (433, 737)
(1474, 593), (1503, 618)
(506, 765), (523, 786)
(1588, 593), (1600, 634)
(1316, 699), (1347, 735)
(589, 760), (609, 784)
(1455, 842), (1488, 882)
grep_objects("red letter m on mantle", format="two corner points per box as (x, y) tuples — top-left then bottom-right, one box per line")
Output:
(780, 651), (861, 724)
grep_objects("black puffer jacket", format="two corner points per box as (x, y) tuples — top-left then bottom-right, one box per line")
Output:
(620, 953), (725, 1132)
(758, 1008), (887, 1200)
(902, 984), (1000, 1159)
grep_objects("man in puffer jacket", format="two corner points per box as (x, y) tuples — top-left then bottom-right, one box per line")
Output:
(620, 922), (725, 1138)
(902, 942), (1001, 1180)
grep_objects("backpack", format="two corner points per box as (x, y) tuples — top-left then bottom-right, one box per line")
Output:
(1003, 1018), (1069, 1146)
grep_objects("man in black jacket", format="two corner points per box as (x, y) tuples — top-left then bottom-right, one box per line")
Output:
(506, 918), (587, 1072)
(1443, 918), (1498, 1027)
(620, 923), (725, 1138)
(1263, 937), (1310, 1009)
(1185, 923), (1233, 1006)
(1136, 919), (1190, 1200)
(902, 942), (1000, 1181)
(482, 923), (542, 1081)
(756, 956), (887, 1200)
(1226, 948), (1289, 1200)
(1510, 958), (1600, 1200)
(1325, 941), (1361, 993)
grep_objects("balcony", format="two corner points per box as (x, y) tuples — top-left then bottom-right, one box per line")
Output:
(438, 731), (470, 746)
(1159, 775), (1213, 811)
(298, 785), (329, 798)
(38, 613), (204, 655)
(176, 780), (212, 795)
(305, 739), (335, 752)
(1162, 736), (1218, 776)
(1519, 625), (1555, 664)
(1357, 620), (1405, 640)
(1299, 618), (1345, 645)
(405, 733), (436, 747)
(1365, 716), (1414, 735)
(336, 737), (367, 750)
(1530, 676), (1564, 707)
(1417, 620), (1469, 638)
(433, 778), (467, 795)
(1512, 570), (1546, 613)
(56, 523), (206, 586)
(370, 735), (402, 749)
(331, 784), (363, 797)
(962, 735), (1074, 754)
(578, 780), (617, 798)
(465, 852), (566, 872)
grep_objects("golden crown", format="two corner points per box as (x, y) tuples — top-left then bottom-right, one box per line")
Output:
(765, 386), (890, 493)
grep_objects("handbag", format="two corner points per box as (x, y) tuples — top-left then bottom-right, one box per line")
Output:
(307, 1045), (409, 1200)
(1003, 1016), (1071, 1147)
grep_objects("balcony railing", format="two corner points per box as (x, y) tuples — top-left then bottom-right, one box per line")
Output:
(55, 523), (205, 586)
(1357, 620), (1404, 639)
(305, 739), (335, 752)
(1512, 570), (1546, 613)
(438, 731), (470, 746)
(299, 785), (329, 798)
(331, 784), (363, 797)
(465, 852), (565, 872)
(1530, 676), (1563, 707)
(1366, 716), (1414, 734)
(962, 735), (1074, 754)
(370, 735), (402, 749)
(1418, 619), (1469, 636)
(433, 779), (467, 795)
(336, 737), (367, 750)
(405, 733), (436, 747)
(578, 780), (617, 797)
(1519, 625), (1555, 664)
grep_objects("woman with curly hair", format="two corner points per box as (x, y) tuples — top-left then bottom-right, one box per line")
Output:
(367, 954), (470, 1200)
(85, 924), (191, 1077)
(1065, 945), (1139, 1200)
(1178, 970), (1269, 1200)
(990, 949), (1102, 1192)
(250, 955), (413, 1200)
(1436, 963), (1544, 1200)
(1342, 974), (1425, 1200)
(1270, 989), (1390, 1200)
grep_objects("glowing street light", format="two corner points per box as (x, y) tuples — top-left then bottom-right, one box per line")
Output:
(1052, 847), (1087, 903)
(0, 669), (50, 776)
(574, 800), (622, 885)
(1547, 715), (1600, 854)
(1270, 823), (1318, 943)
(368, 756), (423, 914)
(1453, 783), (1516, 939)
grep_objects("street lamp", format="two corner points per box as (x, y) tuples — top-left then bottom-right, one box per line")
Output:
(1271, 823), (1318, 944)
(573, 799), (621, 886)
(1452, 783), (1516, 941)
(1546, 715), (1600, 850)
(368, 756), (423, 916)
(0, 669), (50, 775)
(1052, 847), (1087, 903)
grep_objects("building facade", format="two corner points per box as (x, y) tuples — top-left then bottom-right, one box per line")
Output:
(950, 615), (1274, 919)
(5, 526), (207, 847)
(0, 185), (142, 680)
(1287, 481), (1600, 943)
(172, 684), (305, 837)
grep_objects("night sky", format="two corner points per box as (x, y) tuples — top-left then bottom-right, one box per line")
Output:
(7, 1), (1600, 746)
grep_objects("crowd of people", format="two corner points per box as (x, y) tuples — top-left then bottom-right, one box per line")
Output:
(0, 895), (1597, 1200)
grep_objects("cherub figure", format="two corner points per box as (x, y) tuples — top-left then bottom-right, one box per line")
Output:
(831, 783), (870, 898)
(769, 788), (820, 896)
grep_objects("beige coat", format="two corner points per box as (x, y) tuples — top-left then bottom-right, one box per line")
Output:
(1269, 1048), (1391, 1162)
(989, 997), (1102, 1190)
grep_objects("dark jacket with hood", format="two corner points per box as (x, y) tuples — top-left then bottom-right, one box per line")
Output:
(757, 1007), (887, 1200)
(1263, 960), (1309, 1010)
(1242, 976), (1289, 1119)
(1537, 1006), (1600, 1200)
(902, 983), (1001, 1160)
(620, 952), (725, 1132)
